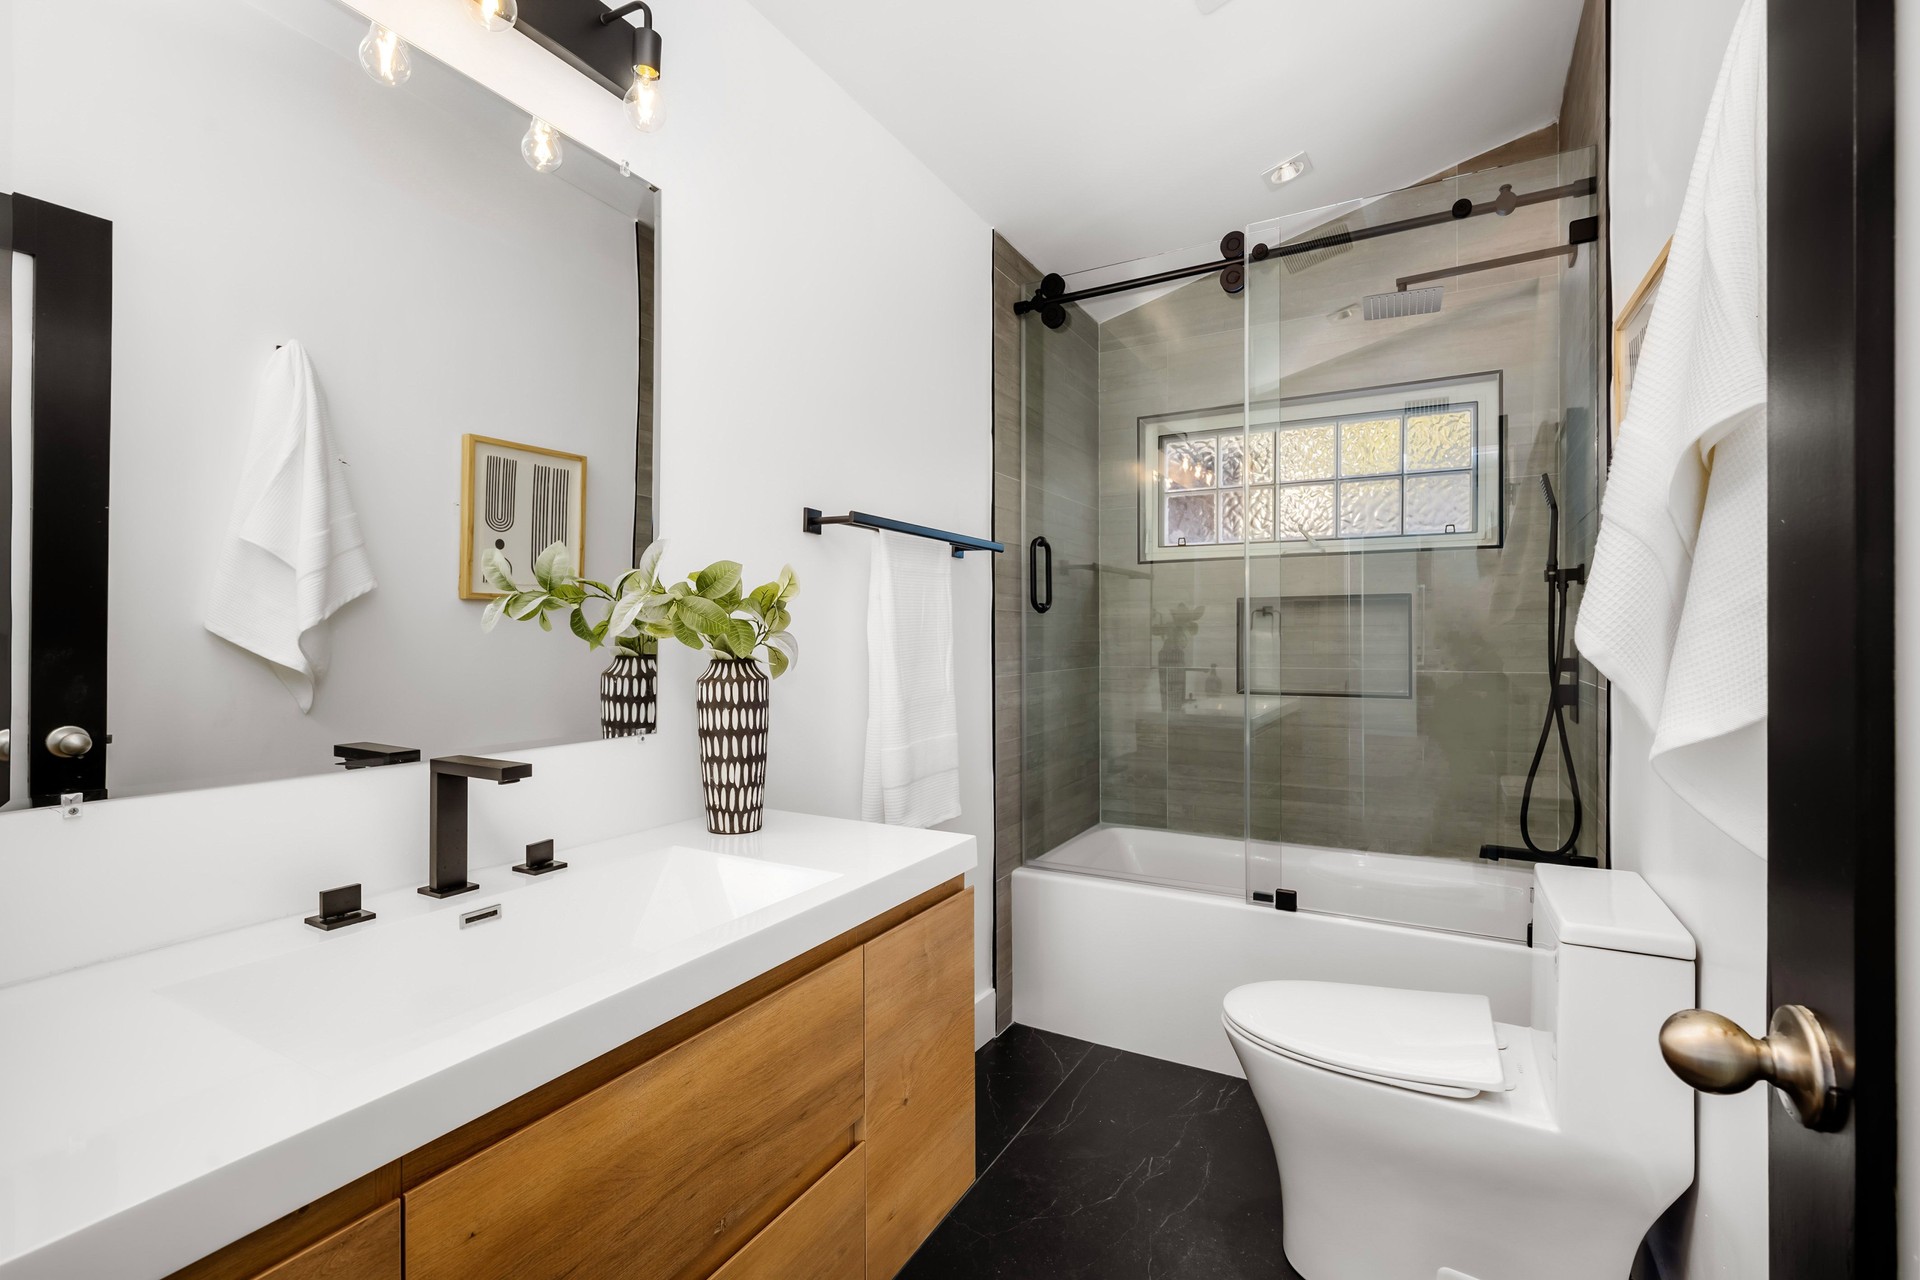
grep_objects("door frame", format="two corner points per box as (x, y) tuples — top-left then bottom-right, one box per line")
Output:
(1767, 0), (1895, 1272)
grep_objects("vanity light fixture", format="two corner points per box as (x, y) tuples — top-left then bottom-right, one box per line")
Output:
(599, 2), (667, 133)
(357, 21), (412, 87)
(522, 116), (565, 172)
(1264, 151), (1313, 188)
(468, 0), (519, 32)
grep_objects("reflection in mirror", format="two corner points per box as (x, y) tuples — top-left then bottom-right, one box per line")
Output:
(2, 0), (659, 806)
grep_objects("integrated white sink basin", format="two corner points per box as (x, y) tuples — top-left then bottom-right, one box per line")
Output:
(162, 847), (839, 1071)
(0, 811), (976, 1280)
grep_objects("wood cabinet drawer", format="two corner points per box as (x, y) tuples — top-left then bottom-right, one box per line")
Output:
(255, 1202), (399, 1280)
(405, 948), (866, 1280)
(864, 888), (975, 1279)
(711, 1145), (866, 1280)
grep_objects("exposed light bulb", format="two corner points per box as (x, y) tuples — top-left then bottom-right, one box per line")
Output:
(357, 22), (411, 87)
(469, 0), (518, 33)
(522, 117), (564, 173)
(623, 68), (667, 133)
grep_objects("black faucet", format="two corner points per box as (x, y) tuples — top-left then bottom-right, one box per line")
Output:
(420, 755), (533, 898)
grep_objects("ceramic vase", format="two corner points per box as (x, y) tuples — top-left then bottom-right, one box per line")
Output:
(600, 651), (658, 738)
(696, 655), (769, 834)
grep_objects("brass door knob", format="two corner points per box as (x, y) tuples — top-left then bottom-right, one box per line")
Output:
(45, 725), (94, 759)
(1659, 1005), (1852, 1131)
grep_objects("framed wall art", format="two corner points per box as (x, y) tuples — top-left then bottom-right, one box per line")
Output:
(459, 434), (588, 600)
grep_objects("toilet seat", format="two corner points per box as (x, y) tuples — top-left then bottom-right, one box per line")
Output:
(1222, 981), (1505, 1098)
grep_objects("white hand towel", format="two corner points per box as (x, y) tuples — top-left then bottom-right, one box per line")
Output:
(862, 532), (961, 828)
(205, 342), (376, 712)
(1575, 0), (1767, 854)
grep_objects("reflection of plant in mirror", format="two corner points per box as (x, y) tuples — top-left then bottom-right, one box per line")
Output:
(481, 540), (801, 677)
(1151, 603), (1205, 666)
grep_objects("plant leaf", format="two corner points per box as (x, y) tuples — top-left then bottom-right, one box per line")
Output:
(676, 596), (731, 636)
(482, 548), (518, 593)
(606, 590), (648, 641)
(534, 541), (572, 591)
(481, 595), (510, 632)
(766, 645), (790, 679)
(766, 628), (799, 673)
(776, 564), (799, 602)
(537, 610), (553, 631)
(695, 560), (743, 600)
(636, 599), (675, 625)
(636, 538), (669, 587)
(506, 591), (547, 620)
(568, 606), (599, 647)
(671, 617), (705, 650)
(721, 618), (758, 659)
(668, 581), (692, 599)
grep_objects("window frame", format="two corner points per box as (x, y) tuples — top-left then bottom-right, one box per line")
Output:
(1136, 371), (1506, 563)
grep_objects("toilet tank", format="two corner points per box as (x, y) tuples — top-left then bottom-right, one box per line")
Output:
(1528, 866), (1697, 1149)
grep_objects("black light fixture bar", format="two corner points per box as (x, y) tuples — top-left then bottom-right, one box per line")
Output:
(802, 508), (1005, 558)
(1013, 176), (1598, 320)
(512, 0), (641, 97)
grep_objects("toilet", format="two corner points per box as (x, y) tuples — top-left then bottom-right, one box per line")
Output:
(1224, 865), (1696, 1280)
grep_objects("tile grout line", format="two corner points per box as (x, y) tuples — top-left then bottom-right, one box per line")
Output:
(973, 1030), (1097, 1187)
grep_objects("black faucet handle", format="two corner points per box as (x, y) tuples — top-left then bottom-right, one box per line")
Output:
(513, 839), (569, 876)
(334, 742), (422, 769)
(429, 754), (534, 783)
(305, 883), (377, 931)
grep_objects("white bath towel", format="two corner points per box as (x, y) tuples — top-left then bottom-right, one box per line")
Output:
(205, 342), (376, 712)
(1575, 0), (1768, 855)
(862, 532), (961, 828)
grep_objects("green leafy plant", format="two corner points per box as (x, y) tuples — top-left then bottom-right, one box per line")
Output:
(481, 540), (801, 677)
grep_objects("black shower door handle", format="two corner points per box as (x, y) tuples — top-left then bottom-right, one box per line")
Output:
(1029, 537), (1053, 614)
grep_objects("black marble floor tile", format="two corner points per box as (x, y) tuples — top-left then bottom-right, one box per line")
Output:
(976, 1024), (1095, 1174)
(904, 1041), (1297, 1280)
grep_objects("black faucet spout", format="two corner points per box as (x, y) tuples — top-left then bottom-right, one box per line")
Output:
(421, 755), (533, 898)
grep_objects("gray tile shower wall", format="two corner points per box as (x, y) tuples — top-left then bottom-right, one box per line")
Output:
(991, 233), (1102, 1032)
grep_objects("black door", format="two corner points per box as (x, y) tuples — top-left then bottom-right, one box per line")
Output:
(1, 194), (113, 805)
(1660, 0), (1896, 1274)
(1766, 0), (1895, 1271)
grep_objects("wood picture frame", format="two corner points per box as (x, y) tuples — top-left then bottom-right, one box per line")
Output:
(459, 434), (588, 601)
(1611, 237), (1670, 436)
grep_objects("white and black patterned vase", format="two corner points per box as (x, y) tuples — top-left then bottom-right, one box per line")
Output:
(600, 651), (657, 738)
(696, 655), (769, 834)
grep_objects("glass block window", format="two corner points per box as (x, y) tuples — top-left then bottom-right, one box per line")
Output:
(1138, 373), (1501, 561)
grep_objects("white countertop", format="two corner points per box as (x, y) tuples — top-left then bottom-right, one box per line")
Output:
(0, 811), (975, 1279)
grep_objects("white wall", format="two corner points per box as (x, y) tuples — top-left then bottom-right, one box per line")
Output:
(0, 0), (998, 1017)
(1608, 1), (1762, 1276)
(1610, 0), (1745, 303)
(9, 0), (642, 795)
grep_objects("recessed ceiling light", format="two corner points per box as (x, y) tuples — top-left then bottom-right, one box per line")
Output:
(1263, 152), (1313, 188)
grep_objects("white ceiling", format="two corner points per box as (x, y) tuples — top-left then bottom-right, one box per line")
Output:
(742, 0), (1586, 277)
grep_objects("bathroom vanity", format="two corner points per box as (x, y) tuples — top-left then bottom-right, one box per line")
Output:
(0, 813), (977, 1280)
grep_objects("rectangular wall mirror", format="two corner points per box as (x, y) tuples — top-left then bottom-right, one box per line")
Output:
(2, 0), (660, 806)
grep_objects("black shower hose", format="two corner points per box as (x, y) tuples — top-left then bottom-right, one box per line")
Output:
(1519, 569), (1585, 858)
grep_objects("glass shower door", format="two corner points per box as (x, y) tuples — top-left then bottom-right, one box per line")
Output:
(1240, 149), (1602, 938)
(1015, 253), (1251, 898)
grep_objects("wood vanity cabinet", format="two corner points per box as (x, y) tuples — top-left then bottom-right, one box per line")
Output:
(174, 880), (973, 1280)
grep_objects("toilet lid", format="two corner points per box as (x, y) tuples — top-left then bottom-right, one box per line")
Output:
(1223, 981), (1504, 1094)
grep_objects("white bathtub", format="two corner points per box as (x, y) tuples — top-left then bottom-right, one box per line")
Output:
(1015, 825), (1536, 1077)
(1032, 824), (1535, 940)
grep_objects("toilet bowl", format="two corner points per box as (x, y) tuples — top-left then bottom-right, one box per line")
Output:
(1224, 865), (1696, 1280)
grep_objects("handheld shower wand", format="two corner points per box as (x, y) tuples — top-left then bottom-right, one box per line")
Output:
(1484, 476), (1592, 866)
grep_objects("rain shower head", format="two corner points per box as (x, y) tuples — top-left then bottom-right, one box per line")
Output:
(1362, 286), (1444, 321)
